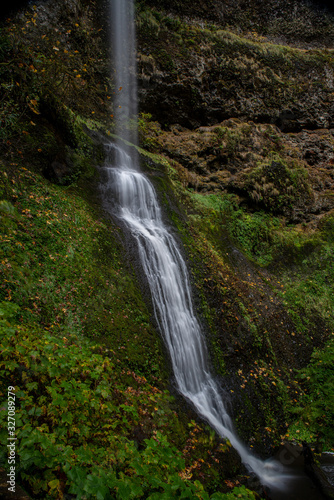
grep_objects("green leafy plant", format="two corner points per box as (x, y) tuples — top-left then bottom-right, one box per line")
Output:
(0, 309), (257, 499)
(288, 337), (334, 450)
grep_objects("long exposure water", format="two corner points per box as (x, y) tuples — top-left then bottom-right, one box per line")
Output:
(100, 146), (292, 490)
(104, 0), (295, 492)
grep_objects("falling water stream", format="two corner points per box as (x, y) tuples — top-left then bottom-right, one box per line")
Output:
(102, 0), (302, 494)
(101, 145), (293, 491)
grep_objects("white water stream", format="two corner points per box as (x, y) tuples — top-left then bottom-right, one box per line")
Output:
(100, 146), (289, 489)
(105, 0), (292, 491)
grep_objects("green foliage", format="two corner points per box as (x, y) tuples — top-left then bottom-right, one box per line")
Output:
(0, 123), (256, 498)
(289, 337), (334, 450)
(0, 200), (16, 216)
(2, 1), (333, 494)
(190, 192), (281, 266)
(246, 158), (310, 214)
(280, 243), (334, 330)
(188, 189), (327, 271)
(0, 160), (165, 381)
(0, 30), (20, 140)
(0, 309), (256, 498)
(228, 211), (280, 266)
(155, 48), (175, 71)
(136, 7), (161, 39)
(275, 207), (334, 332)
(138, 113), (162, 152)
(137, 6), (334, 129)
(0, 3), (110, 149)
(320, 213), (334, 243)
(151, 151), (334, 451)
(140, 0), (334, 46)
(0, 29), (10, 60)
(0, 316), (183, 498)
(215, 127), (244, 157)
(0, 300), (20, 320)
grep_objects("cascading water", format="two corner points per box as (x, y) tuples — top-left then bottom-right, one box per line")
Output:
(104, 0), (293, 492)
(100, 146), (290, 490)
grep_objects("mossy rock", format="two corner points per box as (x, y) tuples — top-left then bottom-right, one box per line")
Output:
(245, 160), (311, 214)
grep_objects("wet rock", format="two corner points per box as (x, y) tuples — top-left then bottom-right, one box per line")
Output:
(277, 109), (301, 132)
(304, 445), (334, 499)
(141, 0), (334, 48)
(50, 160), (71, 183)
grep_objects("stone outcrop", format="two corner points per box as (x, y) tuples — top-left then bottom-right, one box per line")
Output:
(137, 14), (334, 131)
(136, 2), (334, 225)
(141, 0), (334, 46)
(144, 118), (334, 223)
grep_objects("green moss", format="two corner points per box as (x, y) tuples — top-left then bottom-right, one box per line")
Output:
(288, 337), (334, 451)
(142, 144), (334, 452)
(320, 213), (334, 243)
(1, 117), (258, 497)
(280, 243), (334, 331)
(246, 157), (311, 214)
(2, 0), (334, 491)
(136, 7), (162, 39)
(137, 9), (334, 127)
(0, 72), (255, 498)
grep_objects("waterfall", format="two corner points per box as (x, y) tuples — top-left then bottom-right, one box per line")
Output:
(110, 0), (138, 159)
(104, 0), (292, 491)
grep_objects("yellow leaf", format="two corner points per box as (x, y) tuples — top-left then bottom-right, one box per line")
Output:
(48, 479), (60, 490)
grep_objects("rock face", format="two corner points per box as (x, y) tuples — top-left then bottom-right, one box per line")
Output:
(136, 1), (334, 225)
(144, 118), (334, 224)
(141, 0), (334, 45)
(137, 12), (334, 131)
